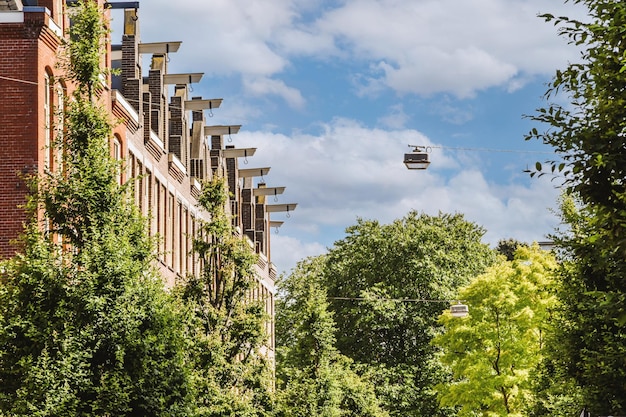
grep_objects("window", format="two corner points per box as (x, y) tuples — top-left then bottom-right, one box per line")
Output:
(190, 213), (197, 275)
(137, 160), (144, 212)
(173, 200), (182, 273)
(55, 83), (65, 171)
(167, 193), (174, 268)
(113, 136), (121, 184)
(43, 73), (51, 170)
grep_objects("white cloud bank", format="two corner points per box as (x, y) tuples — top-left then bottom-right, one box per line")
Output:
(233, 119), (561, 273)
(135, 0), (586, 102)
(122, 1), (572, 273)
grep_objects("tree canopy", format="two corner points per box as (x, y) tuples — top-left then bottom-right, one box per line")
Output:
(526, 0), (626, 412)
(176, 175), (274, 417)
(0, 2), (191, 415)
(304, 211), (497, 416)
(275, 257), (388, 417)
(434, 244), (558, 416)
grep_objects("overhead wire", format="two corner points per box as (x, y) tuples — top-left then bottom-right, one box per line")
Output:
(0, 75), (38, 85)
(0, 74), (213, 113)
(327, 297), (461, 303)
(0, 74), (559, 157)
(413, 144), (555, 156)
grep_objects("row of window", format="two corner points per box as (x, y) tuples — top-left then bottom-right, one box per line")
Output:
(128, 151), (198, 279)
(127, 151), (275, 348)
(43, 71), (65, 171)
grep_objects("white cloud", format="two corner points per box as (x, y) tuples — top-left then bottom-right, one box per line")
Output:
(128, 1), (569, 274)
(308, 0), (583, 97)
(243, 76), (306, 109)
(378, 104), (410, 128)
(230, 119), (560, 272)
(133, 0), (586, 100)
(269, 234), (327, 275)
(133, 0), (292, 76)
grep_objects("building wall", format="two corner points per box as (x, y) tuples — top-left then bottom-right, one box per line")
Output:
(0, 0), (278, 356)
(0, 6), (64, 256)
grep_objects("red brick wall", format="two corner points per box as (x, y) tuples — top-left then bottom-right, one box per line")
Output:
(0, 13), (59, 258)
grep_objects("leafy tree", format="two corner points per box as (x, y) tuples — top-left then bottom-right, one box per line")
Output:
(176, 175), (274, 417)
(496, 238), (528, 261)
(275, 257), (388, 417)
(321, 211), (497, 416)
(0, 1), (191, 416)
(525, 1), (626, 412)
(434, 244), (558, 416)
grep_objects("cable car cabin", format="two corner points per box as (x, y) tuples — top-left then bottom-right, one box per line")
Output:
(450, 304), (469, 318)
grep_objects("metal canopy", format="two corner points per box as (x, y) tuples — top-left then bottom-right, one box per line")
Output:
(184, 99), (222, 111)
(104, 1), (139, 9)
(253, 187), (285, 196)
(222, 148), (256, 158)
(265, 203), (298, 213)
(204, 125), (241, 136)
(266, 204), (297, 213)
(238, 167), (271, 178)
(163, 73), (203, 85)
(138, 41), (182, 54)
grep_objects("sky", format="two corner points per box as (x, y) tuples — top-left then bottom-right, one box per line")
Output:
(110, 0), (588, 274)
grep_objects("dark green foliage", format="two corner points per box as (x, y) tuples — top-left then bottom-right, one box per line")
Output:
(0, 2), (191, 415)
(544, 195), (626, 414)
(496, 238), (528, 261)
(275, 257), (388, 417)
(290, 211), (496, 416)
(526, 1), (626, 413)
(177, 175), (274, 417)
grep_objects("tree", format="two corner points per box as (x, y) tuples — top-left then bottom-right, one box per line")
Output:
(496, 238), (528, 261)
(525, 1), (626, 412)
(0, 2), (191, 415)
(434, 244), (558, 416)
(176, 175), (274, 417)
(275, 257), (388, 417)
(321, 211), (497, 416)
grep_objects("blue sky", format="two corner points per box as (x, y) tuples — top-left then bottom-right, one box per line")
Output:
(112, 0), (587, 273)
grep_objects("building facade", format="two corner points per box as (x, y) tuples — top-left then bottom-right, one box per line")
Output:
(0, 0), (293, 357)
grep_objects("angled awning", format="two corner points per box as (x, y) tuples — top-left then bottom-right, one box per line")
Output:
(253, 187), (285, 196)
(184, 99), (222, 111)
(105, 1), (139, 9)
(204, 125), (241, 136)
(138, 41), (181, 54)
(266, 203), (297, 213)
(163, 73), (203, 85)
(223, 148), (256, 158)
(238, 167), (271, 178)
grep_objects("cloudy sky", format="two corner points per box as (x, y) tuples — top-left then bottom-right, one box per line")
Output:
(111, 0), (588, 274)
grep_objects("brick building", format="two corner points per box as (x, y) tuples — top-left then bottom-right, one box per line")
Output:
(0, 0), (294, 358)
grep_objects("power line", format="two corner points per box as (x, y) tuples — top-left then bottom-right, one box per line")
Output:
(327, 297), (461, 303)
(411, 144), (555, 156)
(0, 75), (38, 85)
(0, 74), (203, 112)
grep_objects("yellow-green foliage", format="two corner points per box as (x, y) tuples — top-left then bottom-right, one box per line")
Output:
(435, 244), (557, 416)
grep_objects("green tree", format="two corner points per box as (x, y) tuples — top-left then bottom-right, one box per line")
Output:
(434, 244), (557, 416)
(176, 175), (274, 417)
(496, 238), (528, 262)
(0, 2), (191, 415)
(275, 257), (388, 417)
(321, 211), (497, 416)
(526, 1), (626, 412)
